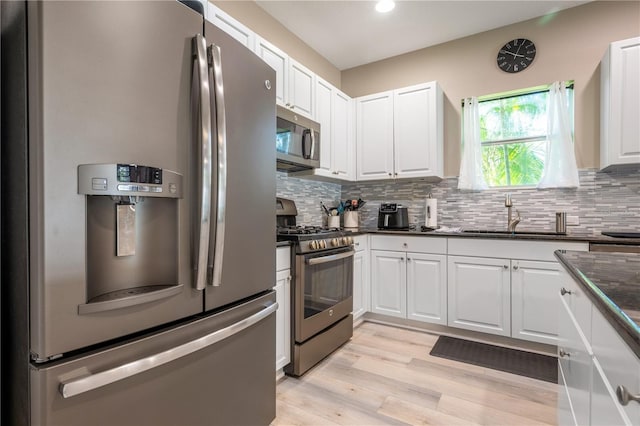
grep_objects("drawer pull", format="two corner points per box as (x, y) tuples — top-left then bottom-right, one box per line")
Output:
(559, 349), (571, 358)
(616, 385), (640, 406)
(560, 287), (572, 296)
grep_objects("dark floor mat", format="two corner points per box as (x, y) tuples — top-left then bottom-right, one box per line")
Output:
(429, 335), (557, 383)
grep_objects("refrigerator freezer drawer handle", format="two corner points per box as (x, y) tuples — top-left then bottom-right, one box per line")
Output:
(193, 33), (213, 291)
(59, 302), (278, 399)
(209, 43), (227, 288)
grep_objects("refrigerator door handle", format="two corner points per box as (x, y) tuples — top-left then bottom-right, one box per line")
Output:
(208, 43), (227, 288)
(192, 34), (213, 291)
(59, 302), (278, 399)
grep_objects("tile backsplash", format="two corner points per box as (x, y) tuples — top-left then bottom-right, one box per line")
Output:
(277, 168), (640, 235)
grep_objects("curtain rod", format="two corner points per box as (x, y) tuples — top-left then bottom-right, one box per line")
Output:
(461, 81), (575, 106)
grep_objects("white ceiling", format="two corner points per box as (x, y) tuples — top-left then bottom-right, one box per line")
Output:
(256, 0), (590, 70)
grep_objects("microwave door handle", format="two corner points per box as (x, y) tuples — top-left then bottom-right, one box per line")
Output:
(208, 43), (227, 288)
(301, 129), (311, 159)
(192, 34), (212, 291)
(310, 130), (316, 160)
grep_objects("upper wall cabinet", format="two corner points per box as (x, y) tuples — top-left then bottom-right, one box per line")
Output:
(356, 82), (443, 181)
(207, 4), (255, 50)
(255, 37), (289, 108)
(255, 37), (315, 119)
(292, 77), (355, 180)
(600, 36), (640, 171)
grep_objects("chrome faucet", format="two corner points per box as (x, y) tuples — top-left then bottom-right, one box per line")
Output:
(505, 193), (521, 232)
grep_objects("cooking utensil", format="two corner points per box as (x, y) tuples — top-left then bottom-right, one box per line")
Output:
(320, 201), (330, 217)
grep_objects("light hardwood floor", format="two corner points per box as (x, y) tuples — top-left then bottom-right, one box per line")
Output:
(273, 322), (558, 426)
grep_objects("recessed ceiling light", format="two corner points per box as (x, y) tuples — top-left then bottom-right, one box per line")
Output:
(375, 0), (395, 13)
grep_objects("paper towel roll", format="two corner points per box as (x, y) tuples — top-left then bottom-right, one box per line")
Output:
(425, 198), (437, 228)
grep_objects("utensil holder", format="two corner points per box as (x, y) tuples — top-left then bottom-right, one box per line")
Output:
(344, 211), (359, 228)
(328, 216), (340, 228)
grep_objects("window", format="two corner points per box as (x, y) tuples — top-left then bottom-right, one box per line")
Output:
(473, 84), (574, 187)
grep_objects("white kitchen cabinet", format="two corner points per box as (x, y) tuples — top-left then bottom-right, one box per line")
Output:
(275, 246), (291, 373)
(590, 304), (640, 425)
(293, 78), (355, 180)
(331, 89), (355, 179)
(207, 3), (255, 50)
(600, 36), (640, 170)
(356, 82), (443, 181)
(447, 255), (511, 336)
(393, 83), (443, 179)
(447, 238), (588, 342)
(288, 58), (315, 118)
(356, 91), (394, 180)
(406, 252), (447, 325)
(371, 250), (406, 318)
(558, 295), (593, 426)
(255, 38), (315, 119)
(256, 37), (288, 108)
(557, 262), (639, 426)
(352, 235), (370, 322)
(511, 260), (563, 345)
(370, 236), (447, 325)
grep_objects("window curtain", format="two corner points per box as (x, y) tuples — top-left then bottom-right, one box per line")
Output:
(458, 97), (488, 190)
(537, 81), (580, 188)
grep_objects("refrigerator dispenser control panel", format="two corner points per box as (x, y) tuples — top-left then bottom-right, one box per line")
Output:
(78, 163), (183, 198)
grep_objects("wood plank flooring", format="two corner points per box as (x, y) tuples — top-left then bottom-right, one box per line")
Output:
(273, 322), (558, 425)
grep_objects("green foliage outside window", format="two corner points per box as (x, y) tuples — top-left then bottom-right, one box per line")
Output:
(478, 91), (551, 187)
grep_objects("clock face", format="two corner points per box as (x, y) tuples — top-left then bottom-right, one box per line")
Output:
(497, 38), (536, 73)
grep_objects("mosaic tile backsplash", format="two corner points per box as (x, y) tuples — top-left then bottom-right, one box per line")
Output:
(277, 169), (640, 235)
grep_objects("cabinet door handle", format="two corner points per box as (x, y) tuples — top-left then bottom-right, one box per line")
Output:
(560, 287), (572, 296)
(559, 349), (571, 358)
(403, 243), (408, 247)
(400, 257), (405, 262)
(616, 385), (640, 406)
(513, 265), (519, 270)
(388, 173), (392, 176)
(503, 265), (509, 269)
(407, 258), (411, 262)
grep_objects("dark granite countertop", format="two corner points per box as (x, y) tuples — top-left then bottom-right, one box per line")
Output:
(342, 227), (640, 245)
(555, 250), (640, 358)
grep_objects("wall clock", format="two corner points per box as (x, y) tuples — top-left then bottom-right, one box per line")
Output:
(497, 38), (536, 73)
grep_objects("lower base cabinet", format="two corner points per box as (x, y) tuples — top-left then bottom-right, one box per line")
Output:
(275, 247), (291, 372)
(352, 235), (370, 321)
(370, 235), (447, 325)
(558, 265), (639, 425)
(447, 255), (510, 336)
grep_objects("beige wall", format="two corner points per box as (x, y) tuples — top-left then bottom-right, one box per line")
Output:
(211, 0), (341, 87)
(341, 1), (640, 176)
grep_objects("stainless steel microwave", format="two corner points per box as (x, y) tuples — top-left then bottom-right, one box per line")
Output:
(276, 105), (320, 172)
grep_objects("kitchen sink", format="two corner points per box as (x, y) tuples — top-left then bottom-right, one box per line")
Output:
(462, 229), (566, 236)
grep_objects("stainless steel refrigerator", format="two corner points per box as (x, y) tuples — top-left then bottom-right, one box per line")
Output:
(1, 1), (277, 425)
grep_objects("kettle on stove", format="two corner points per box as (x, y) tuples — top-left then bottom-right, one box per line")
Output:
(377, 203), (409, 230)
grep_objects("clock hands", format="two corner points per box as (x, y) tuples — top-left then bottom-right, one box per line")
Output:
(500, 49), (525, 58)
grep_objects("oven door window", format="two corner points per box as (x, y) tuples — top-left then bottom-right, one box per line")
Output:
(302, 249), (353, 319)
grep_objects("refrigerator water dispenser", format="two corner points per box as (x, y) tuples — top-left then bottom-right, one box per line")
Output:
(78, 163), (184, 314)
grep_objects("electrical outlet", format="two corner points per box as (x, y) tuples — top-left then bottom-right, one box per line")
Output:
(567, 215), (580, 226)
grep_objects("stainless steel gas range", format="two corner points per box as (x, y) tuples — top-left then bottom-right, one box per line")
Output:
(276, 198), (354, 376)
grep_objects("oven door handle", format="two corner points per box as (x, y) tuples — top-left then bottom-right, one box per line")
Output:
(306, 250), (354, 265)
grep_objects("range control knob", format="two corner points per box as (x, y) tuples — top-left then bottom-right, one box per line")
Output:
(341, 237), (348, 245)
(319, 240), (327, 249)
(347, 236), (354, 244)
(308, 240), (318, 250)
